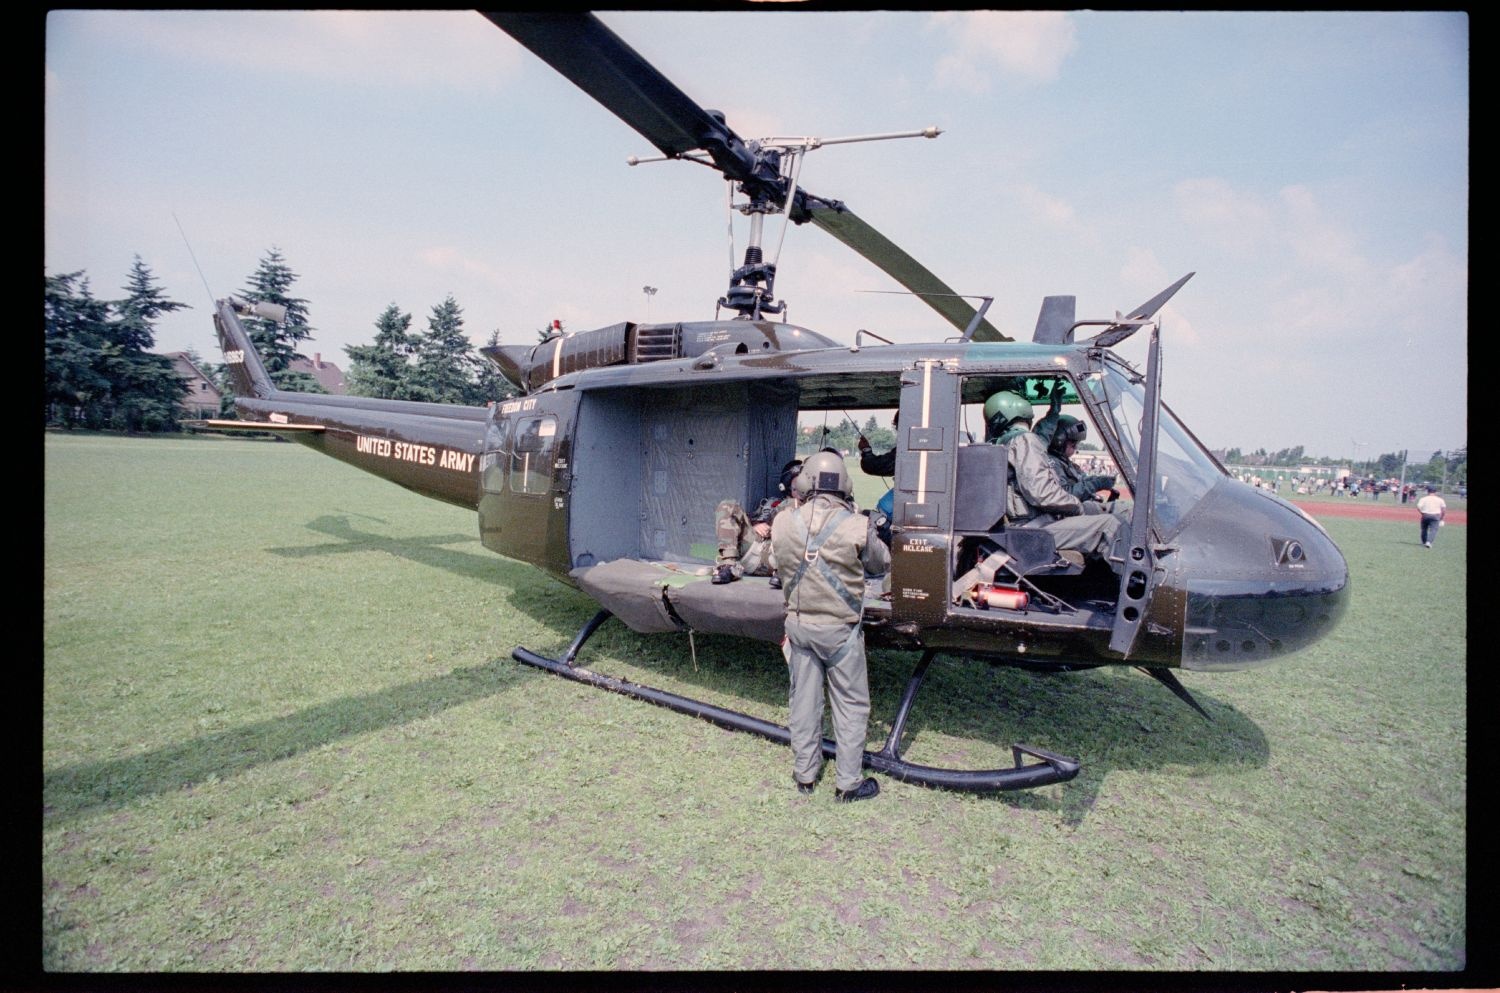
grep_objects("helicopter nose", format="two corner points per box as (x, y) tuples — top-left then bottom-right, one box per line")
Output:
(1174, 482), (1350, 672)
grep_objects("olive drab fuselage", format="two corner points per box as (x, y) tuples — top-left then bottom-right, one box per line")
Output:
(215, 299), (1349, 676)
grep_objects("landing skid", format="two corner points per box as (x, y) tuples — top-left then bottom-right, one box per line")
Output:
(514, 610), (1080, 793)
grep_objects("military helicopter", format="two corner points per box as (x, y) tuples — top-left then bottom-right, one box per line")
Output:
(205, 12), (1350, 793)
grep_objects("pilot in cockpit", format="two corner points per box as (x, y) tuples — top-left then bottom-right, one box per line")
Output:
(985, 391), (1122, 574)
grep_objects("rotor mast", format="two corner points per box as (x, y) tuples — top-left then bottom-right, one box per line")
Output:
(631, 127), (944, 321)
(487, 13), (1004, 339)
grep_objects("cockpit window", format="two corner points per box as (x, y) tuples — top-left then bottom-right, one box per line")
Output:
(1092, 365), (1224, 535)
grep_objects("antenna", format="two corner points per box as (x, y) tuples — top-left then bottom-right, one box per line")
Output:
(172, 210), (216, 307)
(857, 289), (996, 341)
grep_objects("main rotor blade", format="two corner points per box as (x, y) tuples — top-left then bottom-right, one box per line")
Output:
(805, 200), (1011, 342)
(483, 12), (759, 183)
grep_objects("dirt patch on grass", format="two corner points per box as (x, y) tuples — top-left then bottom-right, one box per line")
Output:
(1293, 500), (1467, 524)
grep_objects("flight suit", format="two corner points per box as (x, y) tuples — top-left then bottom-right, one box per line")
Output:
(771, 493), (891, 791)
(715, 496), (786, 577)
(1048, 452), (1116, 501)
(859, 446), (896, 478)
(996, 429), (1122, 567)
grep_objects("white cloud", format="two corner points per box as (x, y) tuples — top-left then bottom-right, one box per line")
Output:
(1388, 233), (1467, 308)
(1279, 185), (1367, 278)
(1014, 183), (1099, 249)
(1119, 246), (1169, 290)
(930, 12), (1078, 91)
(53, 11), (519, 92)
(1017, 184), (1078, 227)
(1172, 177), (1276, 255)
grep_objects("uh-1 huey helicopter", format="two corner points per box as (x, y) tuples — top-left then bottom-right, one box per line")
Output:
(206, 11), (1350, 793)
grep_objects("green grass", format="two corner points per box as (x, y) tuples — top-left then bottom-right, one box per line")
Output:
(44, 432), (1466, 971)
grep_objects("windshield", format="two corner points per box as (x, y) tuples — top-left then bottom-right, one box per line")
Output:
(1089, 364), (1225, 535)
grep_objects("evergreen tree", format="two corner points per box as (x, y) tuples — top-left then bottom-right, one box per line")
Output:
(44, 272), (111, 428)
(45, 261), (191, 431)
(238, 247), (323, 392)
(469, 329), (518, 406)
(116, 255), (188, 349)
(345, 303), (416, 400)
(109, 256), (191, 431)
(409, 295), (479, 404)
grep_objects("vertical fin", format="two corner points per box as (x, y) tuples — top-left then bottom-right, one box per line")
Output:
(212, 299), (279, 400)
(1031, 295), (1077, 343)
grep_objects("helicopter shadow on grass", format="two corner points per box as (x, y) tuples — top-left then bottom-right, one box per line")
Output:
(42, 655), (533, 827)
(504, 605), (1270, 828)
(270, 515), (1269, 826)
(46, 513), (1264, 828)
(859, 652), (1271, 827)
(43, 515), (594, 828)
(277, 513), (605, 645)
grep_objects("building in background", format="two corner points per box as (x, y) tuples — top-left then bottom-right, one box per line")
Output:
(164, 351), (222, 419)
(289, 352), (347, 395)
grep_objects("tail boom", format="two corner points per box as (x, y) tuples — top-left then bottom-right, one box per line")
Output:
(210, 298), (492, 511)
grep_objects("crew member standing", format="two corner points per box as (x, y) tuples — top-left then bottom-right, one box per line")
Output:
(1417, 485), (1447, 548)
(771, 450), (890, 801)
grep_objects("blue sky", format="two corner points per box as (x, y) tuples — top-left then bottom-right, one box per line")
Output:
(45, 10), (1467, 462)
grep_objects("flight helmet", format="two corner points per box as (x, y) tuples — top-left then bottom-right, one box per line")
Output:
(984, 390), (1033, 436)
(777, 459), (803, 495)
(798, 450), (852, 499)
(1049, 414), (1087, 455)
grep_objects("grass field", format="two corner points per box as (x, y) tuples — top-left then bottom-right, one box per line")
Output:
(43, 432), (1468, 973)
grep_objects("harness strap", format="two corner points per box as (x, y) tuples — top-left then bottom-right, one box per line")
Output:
(784, 504), (857, 614)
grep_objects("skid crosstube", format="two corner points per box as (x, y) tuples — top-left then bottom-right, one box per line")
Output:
(513, 612), (1080, 793)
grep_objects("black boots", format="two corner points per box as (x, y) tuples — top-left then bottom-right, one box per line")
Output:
(711, 564), (736, 585)
(834, 778), (880, 803)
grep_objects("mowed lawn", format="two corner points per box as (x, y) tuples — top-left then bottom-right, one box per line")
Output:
(43, 432), (1467, 972)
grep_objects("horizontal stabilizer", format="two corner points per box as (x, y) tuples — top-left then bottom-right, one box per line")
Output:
(195, 419), (326, 433)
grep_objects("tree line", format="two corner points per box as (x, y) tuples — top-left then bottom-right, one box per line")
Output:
(44, 257), (191, 431)
(41, 253), (1467, 486)
(1223, 444), (1466, 488)
(44, 248), (518, 432)
(343, 298), (513, 406)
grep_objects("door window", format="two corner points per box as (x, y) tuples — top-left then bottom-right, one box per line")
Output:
(510, 415), (557, 495)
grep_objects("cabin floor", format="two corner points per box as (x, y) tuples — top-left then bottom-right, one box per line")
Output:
(572, 552), (1119, 648)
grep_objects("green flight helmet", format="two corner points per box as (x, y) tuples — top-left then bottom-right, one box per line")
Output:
(799, 449), (852, 499)
(1049, 414), (1087, 455)
(984, 390), (1033, 435)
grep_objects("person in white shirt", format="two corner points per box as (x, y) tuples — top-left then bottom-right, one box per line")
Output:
(1416, 486), (1447, 548)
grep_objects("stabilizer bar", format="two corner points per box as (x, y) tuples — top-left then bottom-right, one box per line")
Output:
(514, 628), (1079, 792)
